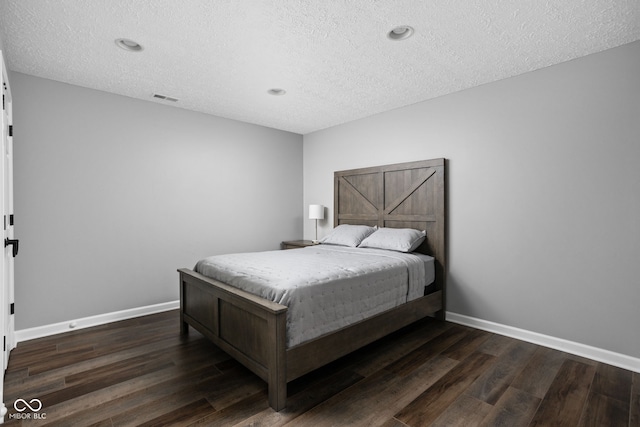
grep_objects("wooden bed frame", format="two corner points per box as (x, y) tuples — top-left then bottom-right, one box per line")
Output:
(178, 158), (446, 411)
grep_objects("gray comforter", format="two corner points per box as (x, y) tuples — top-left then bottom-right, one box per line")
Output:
(195, 245), (434, 347)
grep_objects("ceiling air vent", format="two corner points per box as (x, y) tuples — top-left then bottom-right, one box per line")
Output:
(153, 94), (179, 102)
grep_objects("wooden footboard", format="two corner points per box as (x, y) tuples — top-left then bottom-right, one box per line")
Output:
(179, 268), (442, 411)
(178, 268), (288, 410)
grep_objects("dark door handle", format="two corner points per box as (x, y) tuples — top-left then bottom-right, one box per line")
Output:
(5, 238), (18, 257)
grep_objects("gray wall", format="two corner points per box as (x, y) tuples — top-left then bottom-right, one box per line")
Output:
(12, 73), (303, 329)
(303, 41), (640, 359)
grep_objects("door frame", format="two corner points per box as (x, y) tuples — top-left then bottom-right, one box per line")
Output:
(0, 48), (16, 422)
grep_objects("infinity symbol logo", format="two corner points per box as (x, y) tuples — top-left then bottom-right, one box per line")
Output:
(14, 398), (43, 412)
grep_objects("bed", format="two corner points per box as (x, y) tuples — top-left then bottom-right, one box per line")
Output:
(178, 158), (446, 411)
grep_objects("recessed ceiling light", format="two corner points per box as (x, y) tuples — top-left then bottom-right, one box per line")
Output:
(387, 26), (414, 41)
(267, 88), (286, 96)
(115, 38), (143, 52)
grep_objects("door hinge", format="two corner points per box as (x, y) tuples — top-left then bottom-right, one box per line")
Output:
(10, 303), (14, 315)
(8, 125), (12, 137)
(3, 336), (5, 352)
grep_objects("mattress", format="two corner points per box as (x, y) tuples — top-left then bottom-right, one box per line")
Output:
(194, 245), (435, 347)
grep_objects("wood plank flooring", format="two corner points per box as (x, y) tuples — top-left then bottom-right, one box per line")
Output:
(3, 310), (637, 426)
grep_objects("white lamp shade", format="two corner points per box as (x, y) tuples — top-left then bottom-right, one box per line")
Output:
(309, 204), (324, 220)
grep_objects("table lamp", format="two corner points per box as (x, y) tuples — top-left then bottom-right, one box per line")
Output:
(308, 204), (324, 243)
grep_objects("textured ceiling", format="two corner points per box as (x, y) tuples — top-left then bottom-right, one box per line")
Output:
(0, 0), (638, 134)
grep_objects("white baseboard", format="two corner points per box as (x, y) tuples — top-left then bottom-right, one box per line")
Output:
(14, 300), (180, 343)
(446, 312), (640, 373)
(12, 304), (639, 373)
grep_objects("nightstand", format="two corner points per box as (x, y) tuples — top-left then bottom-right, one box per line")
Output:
(281, 240), (317, 250)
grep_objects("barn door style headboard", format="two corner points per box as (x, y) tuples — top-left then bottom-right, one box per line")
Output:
(334, 158), (446, 300)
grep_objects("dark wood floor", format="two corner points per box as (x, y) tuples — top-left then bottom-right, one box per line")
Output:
(3, 310), (638, 426)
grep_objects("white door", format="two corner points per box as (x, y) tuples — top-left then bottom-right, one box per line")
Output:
(0, 50), (16, 421)
(2, 55), (15, 361)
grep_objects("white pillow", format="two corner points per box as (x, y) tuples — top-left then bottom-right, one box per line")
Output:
(358, 228), (426, 252)
(320, 224), (377, 247)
